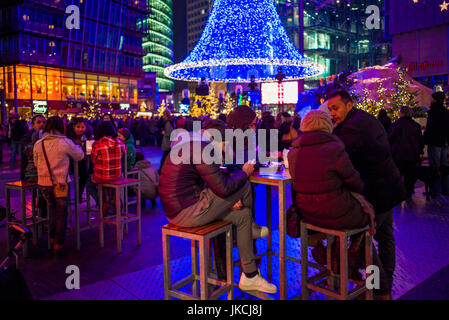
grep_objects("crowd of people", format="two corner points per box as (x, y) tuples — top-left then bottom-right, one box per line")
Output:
(0, 89), (448, 299)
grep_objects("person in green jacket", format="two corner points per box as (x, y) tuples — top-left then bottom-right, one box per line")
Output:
(118, 128), (136, 171)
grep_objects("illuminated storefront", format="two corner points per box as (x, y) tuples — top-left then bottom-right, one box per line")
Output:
(0, 0), (148, 120)
(0, 65), (138, 118)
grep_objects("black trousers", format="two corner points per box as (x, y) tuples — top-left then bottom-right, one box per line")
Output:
(374, 210), (395, 292)
(395, 160), (418, 197)
(40, 186), (68, 246)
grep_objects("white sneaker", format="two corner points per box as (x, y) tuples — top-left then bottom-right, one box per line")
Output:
(252, 223), (269, 239)
(238, 270), (277, 294)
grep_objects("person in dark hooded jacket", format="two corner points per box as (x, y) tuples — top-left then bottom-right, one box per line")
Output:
(389, 106), (424, 198)
(423, 91), (449, 197)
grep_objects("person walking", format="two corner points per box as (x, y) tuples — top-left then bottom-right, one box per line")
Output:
(329, 90), (406, 299)
(423, 92), (449, 197)
(33, 116), (84, 255)
(389, 106), (424, 199)
(9, 113), (28, 167)
(0, 121), (7, 163)
(377, 109), (392, 133)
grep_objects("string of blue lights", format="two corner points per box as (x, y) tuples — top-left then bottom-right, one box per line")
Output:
(165, 0), (324, 82)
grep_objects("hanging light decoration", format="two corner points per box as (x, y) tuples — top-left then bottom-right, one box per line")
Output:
(164, 0), (324, 82)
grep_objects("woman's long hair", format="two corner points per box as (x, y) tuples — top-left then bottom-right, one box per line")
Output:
(66, 117), (87, 141)
(44, 116), (65, 135)
(94, 121), (117, 141)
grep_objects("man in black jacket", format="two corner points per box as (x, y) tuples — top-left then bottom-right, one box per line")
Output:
(159, 119), (276, 294)
(389, 106), (424, 199)
(9, 113), (28, 167)
(329, 90), (406, 299)
(424, 92), (449, 197)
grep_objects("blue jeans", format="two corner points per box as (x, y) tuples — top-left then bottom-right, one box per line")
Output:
(10, 141), (22, 165)
(428, 145), (449, 194)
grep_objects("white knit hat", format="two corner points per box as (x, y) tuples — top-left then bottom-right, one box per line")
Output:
(300, 110), (333, 134)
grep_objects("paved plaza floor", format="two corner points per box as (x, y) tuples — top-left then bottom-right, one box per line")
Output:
(0, 145), (448, 300)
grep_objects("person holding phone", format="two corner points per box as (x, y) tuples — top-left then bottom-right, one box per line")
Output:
(158, 119), (276, 294)
(66, 117), (90, 201)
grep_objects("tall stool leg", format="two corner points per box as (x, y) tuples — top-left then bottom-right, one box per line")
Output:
(339, 234), (348, 299)
(191, 240), (199, 297)
(99, 185), (104, 248)
(21, 189), (29, 257)
(266, 185), (272, 282)
(300, 222), (309, 300)
(162, 230), (171, 300)
(5, 187), (11, 251)
(124, 186), (129, 236)
(115, 186), (122, 253)
(46, 202), (51, 250)
(136, 183), (141, 245)
(326, 235), (335, 298)
(31, 189), (37, 245)
(226, 228), (234, 300)
(199, 238), (209, 300)
(365, 233), (374, 300)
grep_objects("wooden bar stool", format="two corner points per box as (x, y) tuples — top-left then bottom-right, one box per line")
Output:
(5, 181), (50, 256)
(98, 178), (141, 253)
(125, 168), (140, 207)
(162, 221), (233, 300)
(300, 221), (373, 300)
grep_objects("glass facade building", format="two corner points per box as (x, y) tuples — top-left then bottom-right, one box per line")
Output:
(141, 0), (174, 93)
(276, 0), (391, 88)
(0, 0), (147, 118)
(182, 0), (391, 90)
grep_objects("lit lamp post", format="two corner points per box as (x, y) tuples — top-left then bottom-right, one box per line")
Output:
(276, 67), (285, 113)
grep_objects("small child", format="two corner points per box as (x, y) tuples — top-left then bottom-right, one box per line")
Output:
(134, 151), (159, 208)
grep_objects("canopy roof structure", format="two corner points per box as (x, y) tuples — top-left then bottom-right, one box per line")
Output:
(164, 0), (323, 82)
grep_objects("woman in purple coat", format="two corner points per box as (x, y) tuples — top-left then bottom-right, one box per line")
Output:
(287, 110), (388, 294)
(288, 110), (370, 230)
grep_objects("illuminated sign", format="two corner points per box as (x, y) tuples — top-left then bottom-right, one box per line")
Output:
(33, 100), (48, 114)
(408, 60), (443, 72)
(261, 81), (298, 105)
(120, 103), (130, 110)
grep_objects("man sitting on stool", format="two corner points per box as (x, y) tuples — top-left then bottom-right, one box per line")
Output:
(158, 119), (276, 294)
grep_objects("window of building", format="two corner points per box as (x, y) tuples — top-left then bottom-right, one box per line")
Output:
(31, 67), (46, 100)
(61, 71), (74, 100)
(47, 68), (61, 101)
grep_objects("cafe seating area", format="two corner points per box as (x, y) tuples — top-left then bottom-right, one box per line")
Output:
(1, 146), (449, 300)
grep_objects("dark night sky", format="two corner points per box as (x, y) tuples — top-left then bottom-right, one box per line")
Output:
(173, 0), (188, 64)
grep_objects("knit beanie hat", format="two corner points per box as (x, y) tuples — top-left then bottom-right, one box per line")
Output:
(118, 128), (131, 140)
(300, 110), (333, 134)
(203, 119), (227, 138)
(226, 105), (256, 130)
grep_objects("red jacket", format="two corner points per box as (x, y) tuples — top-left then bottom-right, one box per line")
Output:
(91, 137), (126, 182)
(288, 131), (368, 230)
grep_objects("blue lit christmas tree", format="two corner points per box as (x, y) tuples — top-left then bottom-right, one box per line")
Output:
(165, 0), (323, 82)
